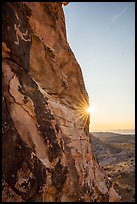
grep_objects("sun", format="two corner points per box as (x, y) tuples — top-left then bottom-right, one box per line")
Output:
(87, 106), (94, 114)
(74, 94), (94, 127)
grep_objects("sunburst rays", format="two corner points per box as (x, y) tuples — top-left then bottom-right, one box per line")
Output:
(74, 94), (90, 128)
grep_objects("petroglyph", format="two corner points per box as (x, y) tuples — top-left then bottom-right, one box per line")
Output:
(14, 24), (31, 45)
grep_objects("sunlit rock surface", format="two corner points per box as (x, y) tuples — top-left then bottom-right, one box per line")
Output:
(2, 2), (120, 202)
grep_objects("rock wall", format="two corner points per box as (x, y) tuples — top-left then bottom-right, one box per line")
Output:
(2, 2), (120, 202)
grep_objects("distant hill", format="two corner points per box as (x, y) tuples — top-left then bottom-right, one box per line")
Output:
(108, 129), (135, 134)
(90, 132), (135, 144)
(91, 129), (135, 134)
(90, 132), (135, 202)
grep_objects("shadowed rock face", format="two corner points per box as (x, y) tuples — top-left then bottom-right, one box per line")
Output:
(2, 2), (120, 202)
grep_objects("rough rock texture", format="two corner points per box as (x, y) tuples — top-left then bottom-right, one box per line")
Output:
(2, 2), (120, 202)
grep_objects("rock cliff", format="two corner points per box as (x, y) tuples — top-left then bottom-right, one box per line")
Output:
(2, 2), (120, 202)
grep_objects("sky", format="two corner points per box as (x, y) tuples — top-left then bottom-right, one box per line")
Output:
(63, 2), (135, 133)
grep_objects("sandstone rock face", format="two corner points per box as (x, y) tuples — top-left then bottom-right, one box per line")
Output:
(2, 2), (120, 202)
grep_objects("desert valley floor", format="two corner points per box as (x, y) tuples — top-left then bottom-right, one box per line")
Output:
(90, 132), (135, 202)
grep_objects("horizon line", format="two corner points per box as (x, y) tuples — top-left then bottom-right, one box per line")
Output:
(90, 129), (135, 134)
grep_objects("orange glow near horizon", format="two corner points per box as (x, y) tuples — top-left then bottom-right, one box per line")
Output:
(74, 96), (134, 133)
(87, 99), (135, 132)
(89, 121), (135, 132)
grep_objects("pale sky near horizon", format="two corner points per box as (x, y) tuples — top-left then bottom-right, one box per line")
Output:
(63, 2), (135, 132)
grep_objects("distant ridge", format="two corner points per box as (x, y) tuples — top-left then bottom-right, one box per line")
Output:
(91, 129), (135, 135)
(108, 129), (135, 134)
